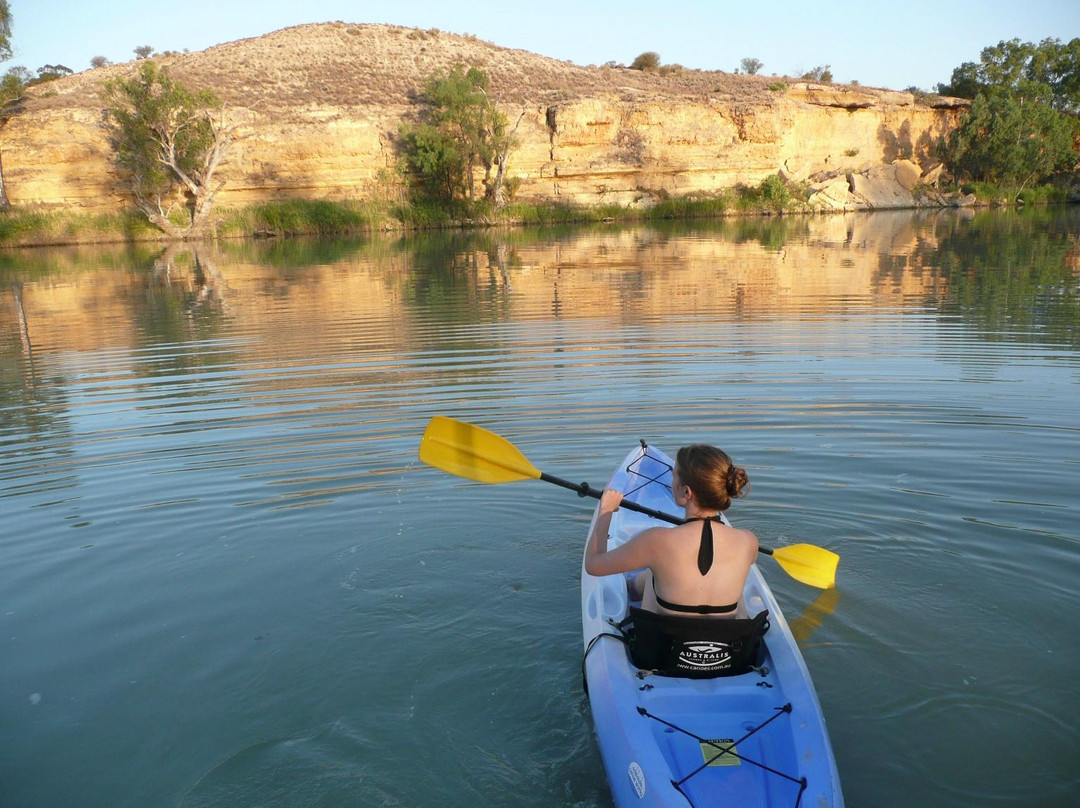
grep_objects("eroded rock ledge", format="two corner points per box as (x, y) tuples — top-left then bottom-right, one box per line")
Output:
(804, 160), (973, 212)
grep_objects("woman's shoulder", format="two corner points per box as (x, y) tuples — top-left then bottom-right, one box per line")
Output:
(718, 521), (758, 546)
(637, 523), (682, 542)
(732, 525), (759, 555)
(633, 523), (689, 552)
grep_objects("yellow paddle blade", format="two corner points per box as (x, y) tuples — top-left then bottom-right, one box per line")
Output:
(770, 543), (840, 590)
(418, 416), (542, 484)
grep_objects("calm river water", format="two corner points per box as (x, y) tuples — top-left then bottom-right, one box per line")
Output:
(2, 208), (1078, 808)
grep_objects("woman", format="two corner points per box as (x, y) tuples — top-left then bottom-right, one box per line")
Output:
(584, 444), (758, 618)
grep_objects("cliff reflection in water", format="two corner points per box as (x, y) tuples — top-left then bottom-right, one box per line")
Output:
(2, 208), (1077, 367)
(1, 209), (1074, 476)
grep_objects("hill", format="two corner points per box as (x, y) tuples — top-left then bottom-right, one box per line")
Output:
(23, 22), (779, 115)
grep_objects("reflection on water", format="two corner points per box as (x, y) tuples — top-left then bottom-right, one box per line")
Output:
(5, 208), (1078, 353)
(1, 207), (1078, 808)
(788, 586), (841, 645)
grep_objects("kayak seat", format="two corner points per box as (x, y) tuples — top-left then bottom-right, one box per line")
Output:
(617, 606), (770, 678)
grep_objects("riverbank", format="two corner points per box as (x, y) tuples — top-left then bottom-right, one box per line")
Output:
(0, 179), (1068, 249)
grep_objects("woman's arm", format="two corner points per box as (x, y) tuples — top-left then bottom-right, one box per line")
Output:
(584, 489), (656, 576)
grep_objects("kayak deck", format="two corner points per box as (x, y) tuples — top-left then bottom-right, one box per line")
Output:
(581, 445), (842, 808)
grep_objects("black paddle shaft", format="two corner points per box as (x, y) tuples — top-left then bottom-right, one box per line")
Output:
(539, 471), (778, 558)
(539, 471), (684, 525)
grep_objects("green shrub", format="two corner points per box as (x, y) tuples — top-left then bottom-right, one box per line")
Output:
(801, 65), (833, 83)
(0, 208), (160, 246)
(502, 176), (523, 202)
(630, 52), (661, 71)
(647, 196), (730, 219)
(225, 200), (373, 235)
(501, 202), (590, 225)
(1016, 185), (1067, 205)
(736, 175), (793, 212)
(393, 199), (454, 228)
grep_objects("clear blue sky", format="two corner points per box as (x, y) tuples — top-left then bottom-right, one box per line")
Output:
(7, 0), (1079, 92)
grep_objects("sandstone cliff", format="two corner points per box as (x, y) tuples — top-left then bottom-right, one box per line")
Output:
(0, 23), (968, 215)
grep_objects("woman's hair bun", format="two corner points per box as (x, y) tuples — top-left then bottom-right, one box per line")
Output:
(725, 464), (749, 498)
(676, 445), (750, 511)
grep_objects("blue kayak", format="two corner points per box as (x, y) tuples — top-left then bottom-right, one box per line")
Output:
(581, 444), (843, 808)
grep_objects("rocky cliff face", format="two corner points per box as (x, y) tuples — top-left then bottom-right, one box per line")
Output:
(0, 23), (967, 215)
(537, 88), (963, 208)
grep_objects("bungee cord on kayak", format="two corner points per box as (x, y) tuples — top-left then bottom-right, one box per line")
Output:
(636, 704), (809, 808)
(619, 440), (673, 499)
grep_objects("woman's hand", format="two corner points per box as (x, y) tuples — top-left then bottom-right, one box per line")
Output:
(600, 488), (624, 515)
(585, 490), (656, 577)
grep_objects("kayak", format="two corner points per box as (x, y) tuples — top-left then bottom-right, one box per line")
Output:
(580, 443), (843, 808)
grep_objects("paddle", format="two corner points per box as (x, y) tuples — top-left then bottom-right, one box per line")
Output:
(418, 416), (839, 589)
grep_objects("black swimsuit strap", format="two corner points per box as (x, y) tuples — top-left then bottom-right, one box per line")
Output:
(654, 593), (738, 615)
(684, 516), (723, 576)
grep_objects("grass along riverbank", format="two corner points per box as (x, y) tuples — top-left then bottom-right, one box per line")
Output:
(0, 195), (756, 247)
(0, 179), (1068, 248)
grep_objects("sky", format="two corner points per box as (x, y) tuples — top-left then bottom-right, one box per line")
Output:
(7, 0), (1080, 93)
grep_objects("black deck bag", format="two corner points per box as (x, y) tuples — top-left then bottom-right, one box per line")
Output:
(618, 606), (770, 678)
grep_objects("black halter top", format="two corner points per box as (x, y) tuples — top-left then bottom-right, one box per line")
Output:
(653, 516), (739, 615)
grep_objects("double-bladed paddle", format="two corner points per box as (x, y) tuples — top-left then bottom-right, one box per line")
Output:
(418, 415), (839, 589)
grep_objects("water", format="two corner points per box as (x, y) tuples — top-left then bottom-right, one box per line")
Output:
(2, 208), (1078, 808)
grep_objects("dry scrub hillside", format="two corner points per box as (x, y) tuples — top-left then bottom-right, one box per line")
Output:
(20, 22), (796, 116)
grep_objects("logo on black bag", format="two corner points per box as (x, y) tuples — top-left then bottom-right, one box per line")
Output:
(678, 641), (733, 669)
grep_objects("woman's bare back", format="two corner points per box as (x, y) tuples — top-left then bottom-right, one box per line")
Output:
(640, 520), (758, 618)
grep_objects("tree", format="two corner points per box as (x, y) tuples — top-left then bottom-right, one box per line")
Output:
(0, 0), (12, 63)
(938, 37), (1080, 114)
(102, 61), (237, 237)
(134, 45), (154, 60)
(90, 56), (111, 69)
(0, 0), (18, 209)
(0, 64), (28, 103)
(487, 107), (526, 206)
(1040, 38), (1080, 114)
(937, 38), (1079, 195)
(400, 122), (465, 204)
(740, 57), (763, 75)
(940, 38), (1034, 98)
(34, 64), (73, 83)
(940, 87), (1076, 193)
(802, 65), (833, 83)
(630, 52), (661, 71)
(399, 65), (512, 208)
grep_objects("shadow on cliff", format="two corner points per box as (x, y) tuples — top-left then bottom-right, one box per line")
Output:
(877, 120), (937, 166)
